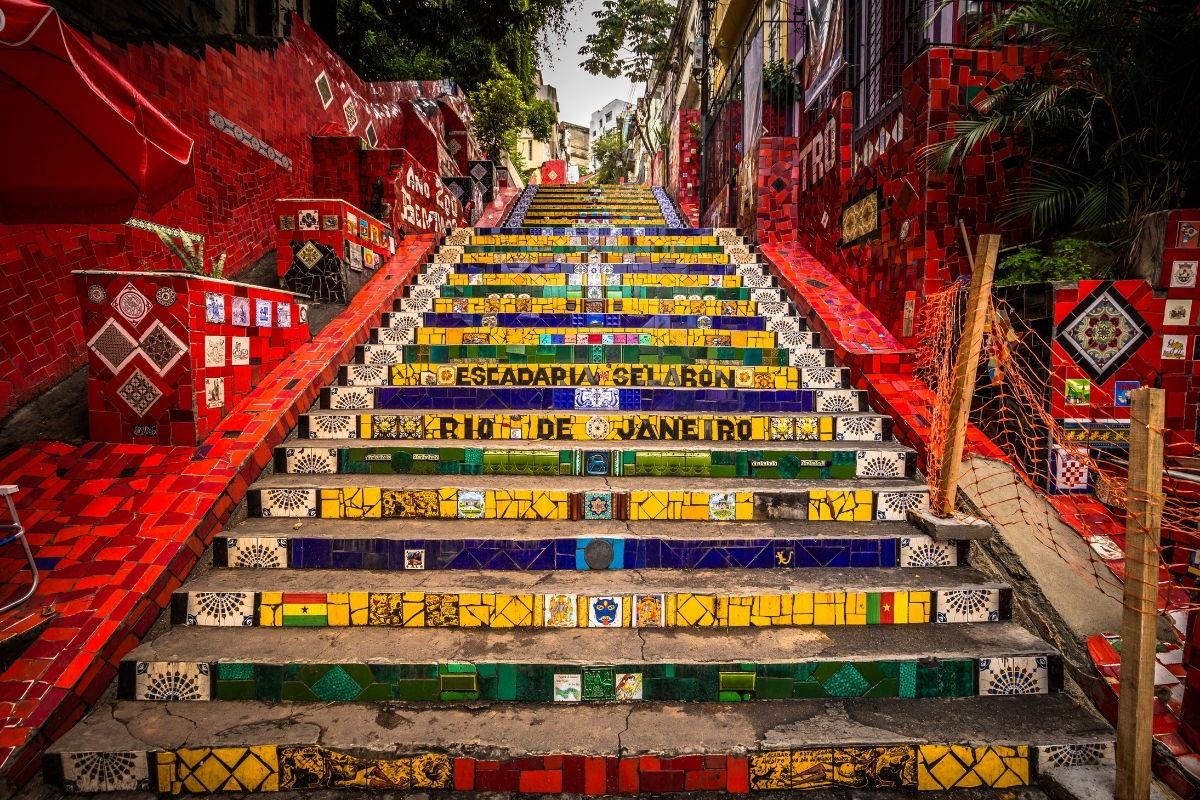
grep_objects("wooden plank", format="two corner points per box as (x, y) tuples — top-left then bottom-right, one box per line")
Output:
(933, 233), (999, 516)
(1115, 387), (1166, 800)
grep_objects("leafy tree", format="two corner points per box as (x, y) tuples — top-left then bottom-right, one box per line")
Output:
(923, 0), (1200, 267)
(336, 0), (578, 94)
(579, 0), (677, 83)
(593, 129), (629, 183)
(526, 98), (559, 142)
(470, 69), (529, 161)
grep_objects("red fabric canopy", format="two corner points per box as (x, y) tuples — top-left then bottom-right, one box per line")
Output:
(0, 0), (194, 223)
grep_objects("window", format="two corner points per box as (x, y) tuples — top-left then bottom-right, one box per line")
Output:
(766, 0), (782, 64)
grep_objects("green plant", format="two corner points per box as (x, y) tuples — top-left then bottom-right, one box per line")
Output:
(470, 68), (528, 161)
(525, 98), (558, 143)
(592, 129), (629, 184)
(763, 58), (795, 104)
(156, 229), (226, 279)
(922, 0), (1200, 268)
(995, 238), (1107, 286)
(579, 0), (676, 83)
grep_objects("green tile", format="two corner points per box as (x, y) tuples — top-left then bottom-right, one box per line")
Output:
(397, 678), (440, 701)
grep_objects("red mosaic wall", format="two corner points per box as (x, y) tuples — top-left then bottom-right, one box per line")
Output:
(540, 160), (567, 185)
(0, 15), (466, 420)
(76, 272), (308, 446)
(783, 46), (1049, 344)
(274, 199), (396, 280)
(676, 109), (701, 226)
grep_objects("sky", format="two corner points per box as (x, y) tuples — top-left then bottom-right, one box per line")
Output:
(540, 0), (639, 129)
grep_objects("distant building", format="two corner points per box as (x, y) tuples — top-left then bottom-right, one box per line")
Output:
(517, 72), (560, 172)
(558, 122), (590, 176)
(589, 98), (632, 165)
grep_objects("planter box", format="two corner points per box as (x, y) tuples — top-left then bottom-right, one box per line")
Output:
(75, 270), (310, 445)
(275, 198), (397, 302)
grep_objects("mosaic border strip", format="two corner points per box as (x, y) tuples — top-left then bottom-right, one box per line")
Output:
(118, 653), (1062, 702)
(170, 587), (1013, 628)
(208, 111), (292, 171)
(215, 532), (956, 571)
(45, 741), (1114, 794)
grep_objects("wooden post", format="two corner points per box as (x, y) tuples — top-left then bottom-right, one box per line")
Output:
(1115, 387), (1166, 800)
(933, 233), (1000, 517)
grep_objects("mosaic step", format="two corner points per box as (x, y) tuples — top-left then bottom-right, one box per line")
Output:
(442, 261), (761, 276)
(118, 623), (1062, 702)
(452, 252), (749, 264)
(170, 566), (1009, 628)
(216, 516), (964, 571)
(246, 474), (930, 522)
(461, 236), (731, 249)
(44, 695), (1114, 794)
(380, 322), (817, 348)
(336, 364), (851, 391)
(320, 384), (872, 413)
(274, 440), (915, 480)
(382, 310), (799, 332)
(297, 410), (894, 442)
(431, 283), (780, 301)
(450, 244), (731, 255)
(352, 342), (831, 368)
(466, 226), (727, 236)
(434, 271), (771, 286)
(400, 296), (773, 316)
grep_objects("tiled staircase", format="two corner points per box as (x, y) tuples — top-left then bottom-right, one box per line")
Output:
(45, 185), (1111, 796)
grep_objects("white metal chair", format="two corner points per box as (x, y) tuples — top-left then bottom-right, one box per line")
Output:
(0, 485), (38, 614)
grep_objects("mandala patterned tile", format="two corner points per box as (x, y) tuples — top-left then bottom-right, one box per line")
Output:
(283, 447), (338, 474)
(185, 592), (255, 626)
(977, 656), (1049, 695)
(254, 487), (318, 517)
(936, 589), (1001, 623)
(224, 537), (288, 569)
(899, 535), (959, 568)
(855, 450), (909, 478)
(1055, 281), (1153, 383)
(1035, 743), (1115, 768)
(134, 661), (211, 700)
(59, 752), (152, 793)
(875, 490), (929, 521)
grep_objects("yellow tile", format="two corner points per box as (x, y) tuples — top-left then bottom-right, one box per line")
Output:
(674, 593), (717, 627)
(793, 592), (814, 625)
(402, 592), (426, 627)
(845, 593), (867, 625)
(725, 597), (750, 627)
(349, 592), (369, 626)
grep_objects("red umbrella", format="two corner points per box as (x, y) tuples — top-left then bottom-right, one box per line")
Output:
(0, 0), (194, 223)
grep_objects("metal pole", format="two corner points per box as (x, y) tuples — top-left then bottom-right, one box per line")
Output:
(698, 0), (712, 222)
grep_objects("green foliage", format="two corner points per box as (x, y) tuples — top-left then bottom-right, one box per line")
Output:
(592, 129), (629, 184)
(995, 238), (1106, 287)
(579, 0), (676, 83)
(155, 229), (225, 279)
(335, 0), (578, 95)
(470, 69), (529, 161)
(763, 58), (795, 103)
(922, 0), (1200, 266)
(526, 98), (559, 142)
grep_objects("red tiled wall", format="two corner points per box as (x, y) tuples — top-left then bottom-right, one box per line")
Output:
(787, 46), (1048, 344)
(540, 160), (567, 185)
(676, 109), (700, 226)
(0, 15), (465, 419)
(274, 199), (395, 278)
(77, 272), (308, 445)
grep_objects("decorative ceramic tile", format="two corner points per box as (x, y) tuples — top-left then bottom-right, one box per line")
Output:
(874, 491), (928, 520)
(544, 594), (578, 627)
(186, 592), (255, 626)
(138, 321), (187, 376)
(457, 490), (486, 519)
(1050, 445), (1089, 493)
(116, 369), (163, 417)
(112, 282), (152, 327)
(1164, 299), (1193, 326)
(1064, 378), (1090, 405)
(836, 415), (885, 441)
(1114, 380), (1139, 407)
(1056, 283), (1152, 382)
(899, 535), (958, 567)
(209, 110), (291, 170)
(155, 285), (176, 307)
(231, 336), (250, 366)
(583, 491), (613, 520)
(1087, 535), (1123, 561)
(204, 336), (224, 368)
(936, 589), (1000, 623)
(205, 292), (225, 323)
(587, 595), (623, 627)
(978, 656), (1049, 695)
(917, 744), (1030, 790)
(552, 673), (581, 701)
(277, 303), (292, 328)
(633, 593), (665, 627)
(1170, 260), (1197, 288)
(258, 488), (318, 517)
(305, 414), (355, 439)
(226, 537), (288, 568)
(60, 751), (151, 792)
(88, 318), (139, 374)
(298, 209), (319, 231)
(285, 447), (337, 474)
(135, 661), (211, 700)
(1036, 743), (1114, 768)
(86, 283), (107, 303)
(614, 672), (643, 700)
(576, 387), (620, 410)
(1162, 334), (1188, 360)
(342, 98), (358, 131)
(856, 450), (907, 478)
(279, 214), (295, 231)
(404, 549), (425, 570)
(815, 389), (860, 413)
(231, 296), (251, 326)
(204, 377), (224, 409)
(256, 299), (273, 327)
(315, 70), (333, 108)
(708, 492), (737, 520)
